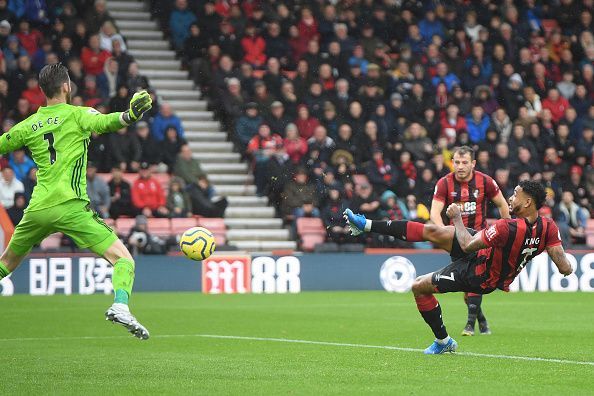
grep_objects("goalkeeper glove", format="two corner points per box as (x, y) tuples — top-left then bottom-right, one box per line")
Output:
(122, 90), (152, 124)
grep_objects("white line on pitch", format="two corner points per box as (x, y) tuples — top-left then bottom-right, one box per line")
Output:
(1, 333), (593, 367)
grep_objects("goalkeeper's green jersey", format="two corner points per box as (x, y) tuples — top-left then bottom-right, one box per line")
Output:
(0, 103), (125, 212)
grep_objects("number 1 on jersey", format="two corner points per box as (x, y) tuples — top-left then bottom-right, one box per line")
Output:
(43, 132), (56, 164)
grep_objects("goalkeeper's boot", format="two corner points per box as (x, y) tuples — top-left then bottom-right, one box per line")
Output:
(424, 338), (458, 355)
(461, 323), (475, 336)
(105, 303), (150, 340)
(478, 320), (492, 335)
(343, 209), (367, 236)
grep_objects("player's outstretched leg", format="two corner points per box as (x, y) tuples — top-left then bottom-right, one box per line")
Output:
(0, 247), (26, 281)
(411, 274), (458, 354)
(102, 240), (149, 340)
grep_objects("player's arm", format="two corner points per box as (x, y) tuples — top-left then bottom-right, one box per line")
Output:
(430, 178), (447, 225)
(0, 124), (25, 155)
(546, 244), (573, 276)
(446, 203), (487, 252)
(79, 91), (152, 134)
(491, 191), (511, 219)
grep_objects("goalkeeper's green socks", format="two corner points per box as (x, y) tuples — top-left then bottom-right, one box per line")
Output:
(0, 261), (10, 279)
(112, 258), (135, 305)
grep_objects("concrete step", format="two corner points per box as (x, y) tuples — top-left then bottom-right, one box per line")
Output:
(226, 206), (275, 218)
(185, 131), (226, 142)
(151, 79), (194, 90)
(183, 120), (220, 131)
(136, 59), (181, 70)
(116, 19), (158, 30)
(110, 10), (151, 20)
(127, 39), (169, 50)
(168, 100), (207, 111)
(227, 195), (268, 206)
(106, 0), (146, 11)
(176, 110), (214, 120)
(213, 184), (256, 196)
(193, 152), (240, 163)
(201, 163), (248, 174)
(120, 30), (162, 40)
(142, 69), (188, 79)
(229, 240), (297, 252)
(188, 141), (233, 152)
(130, 49), (176, 60)
(158, 89), (201, 100)
(225, 218), (283, 229)
(208, 174), (253, 185)
(227, 229), (290, 241)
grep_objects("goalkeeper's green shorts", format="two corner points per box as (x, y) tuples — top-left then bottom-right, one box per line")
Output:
(8, 198), (118, 256)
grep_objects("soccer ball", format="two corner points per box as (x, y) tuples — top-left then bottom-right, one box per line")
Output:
(179, 227), (216, 261)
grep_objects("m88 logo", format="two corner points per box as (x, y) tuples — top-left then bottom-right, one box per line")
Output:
(456, 201), (477, 215)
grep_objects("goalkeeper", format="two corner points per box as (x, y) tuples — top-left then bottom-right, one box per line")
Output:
(0, 64), (152, 340)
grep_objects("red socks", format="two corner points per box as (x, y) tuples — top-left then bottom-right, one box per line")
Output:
(415, 294), (439, 312)
(406, 222), (425, 242)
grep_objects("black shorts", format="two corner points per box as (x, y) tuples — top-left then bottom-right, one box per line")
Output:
(449, 227), (478, 260)
(431, 253), (495, 295)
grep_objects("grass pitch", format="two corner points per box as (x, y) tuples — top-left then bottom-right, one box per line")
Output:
(1, 291), (593, 395)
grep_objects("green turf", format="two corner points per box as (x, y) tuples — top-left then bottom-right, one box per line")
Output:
(1, 291), (593, 395)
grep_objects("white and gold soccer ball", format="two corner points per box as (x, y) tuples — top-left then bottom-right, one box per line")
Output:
(179, 227), (216, 261)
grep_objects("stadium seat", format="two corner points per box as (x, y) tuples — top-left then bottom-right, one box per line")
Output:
(301, 233), (326, 252)
(171, 218), (198, 236)
(122, 173), (137, 186)
(152, 173), (171, 192)
(296, 218), (326, 252)
(586, 219), (594, 248)
(296, 217), (324, 234)
(148, 218), (172, 238)
(40, 233), (63, 251)
(197, 218), (227, 246)
(115, 218), (136, 236)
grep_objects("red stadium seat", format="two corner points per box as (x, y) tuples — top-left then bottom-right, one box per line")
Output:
(197, 218), (227, 245)
(122, 173), (137, 186)
(115, 218), (136, 236)
(301, 233), (326, 252)
(148, 218), (171, 238)
(40, 233), (63, 251)
(296, 217), (324, 234)
(152, 173), (171, 192)
(171, 218), (198, 236)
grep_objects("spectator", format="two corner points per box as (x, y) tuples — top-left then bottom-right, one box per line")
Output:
(322, 187), (351, 244)
(97, 57), (120, 99)
(109, 84), (130, 112)
(161, 126), (187, 172)
(125, 215), (166, 255)
(557, 190), (588, 245)
(241, 23), (266, 68)
(111, 39), (133, 81)
(283, 123), (307, 165)
(20, 75), (44, 111)
(99, 20), (126, 53)
(281, 167), (318, 220)
(350, 183), (380, 219)
(108, 166), (134, 219)
(151, 103), (184, 142)
(81, 34), (111, 76)
(9, 148), (35, 182)
(15, 20), (42, 56)
(235, 102), (262, 151)
(295, 104), (320, 140)
(564, 165), (590, 210)
(0, 167), (23, 209)
(431, 62), (460, 92)
(23, 166), (36, 201)
(131, 162), (169, 218)
(133, 121), (160, 167)
(307, 125), (335, 164)
(266, 101), (291, 137)
(126, 62), (150, 93)
(367, 149), (398, 194)
(85, 0), (114, 34)
(169, 0), (197, 51)
(402, 122), (433, 163)
(440, 104), (467, 144)
(187, 175), (227, 217)
(465, 104), (490, 143)
(109, 127), (141, 172)
(542, 88), (571, 123)
(7, 191), (25, 226)
(166, 177), (192, 218)
(219, 77), (245, 130)
(247, 124), (283, 196)
(86, 162), (110, 219)
(174, 144), (205, 186)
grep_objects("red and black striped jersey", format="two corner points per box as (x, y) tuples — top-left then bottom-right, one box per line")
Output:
(477, 216), (562, 291)
(433, 171), (500, 231)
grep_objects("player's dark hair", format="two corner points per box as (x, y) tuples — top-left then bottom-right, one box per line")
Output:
(39, 63), (69, 98)
(453, 145), (475, 160)
(519, 180), (546, 209)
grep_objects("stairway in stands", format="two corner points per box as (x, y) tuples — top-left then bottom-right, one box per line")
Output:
(106, 0), (296, 252)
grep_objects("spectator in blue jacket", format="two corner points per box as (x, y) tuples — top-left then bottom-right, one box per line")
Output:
(465, 105), (490, 143)
(235, 102), (262, 151)
(418, 9), (444, 42)
(431, 62), (460, 92)
(169, 0), (197, 51)
(9, 148), (36, 183)
(151, 103), (184, 142)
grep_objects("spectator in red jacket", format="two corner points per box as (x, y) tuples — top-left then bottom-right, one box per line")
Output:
(15, 20), (42, 56)
(542, 88), (571, 123)
(297, 7), (319, 44)
(440, 103), (467, 144)
(20, 76), (44, 111)
(283, 123), (308, 164)
(81, 34), (112, 76)
(247, 124), (283, 195)
(241, 23), (266, 67)
(295, 104), (320, 140)
(131, 162), (169, 218)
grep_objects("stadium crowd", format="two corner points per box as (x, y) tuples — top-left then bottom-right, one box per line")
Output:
(156, 0), (594, 247)
(0, 0), (593, 249)
(0, 0), (228, 240)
